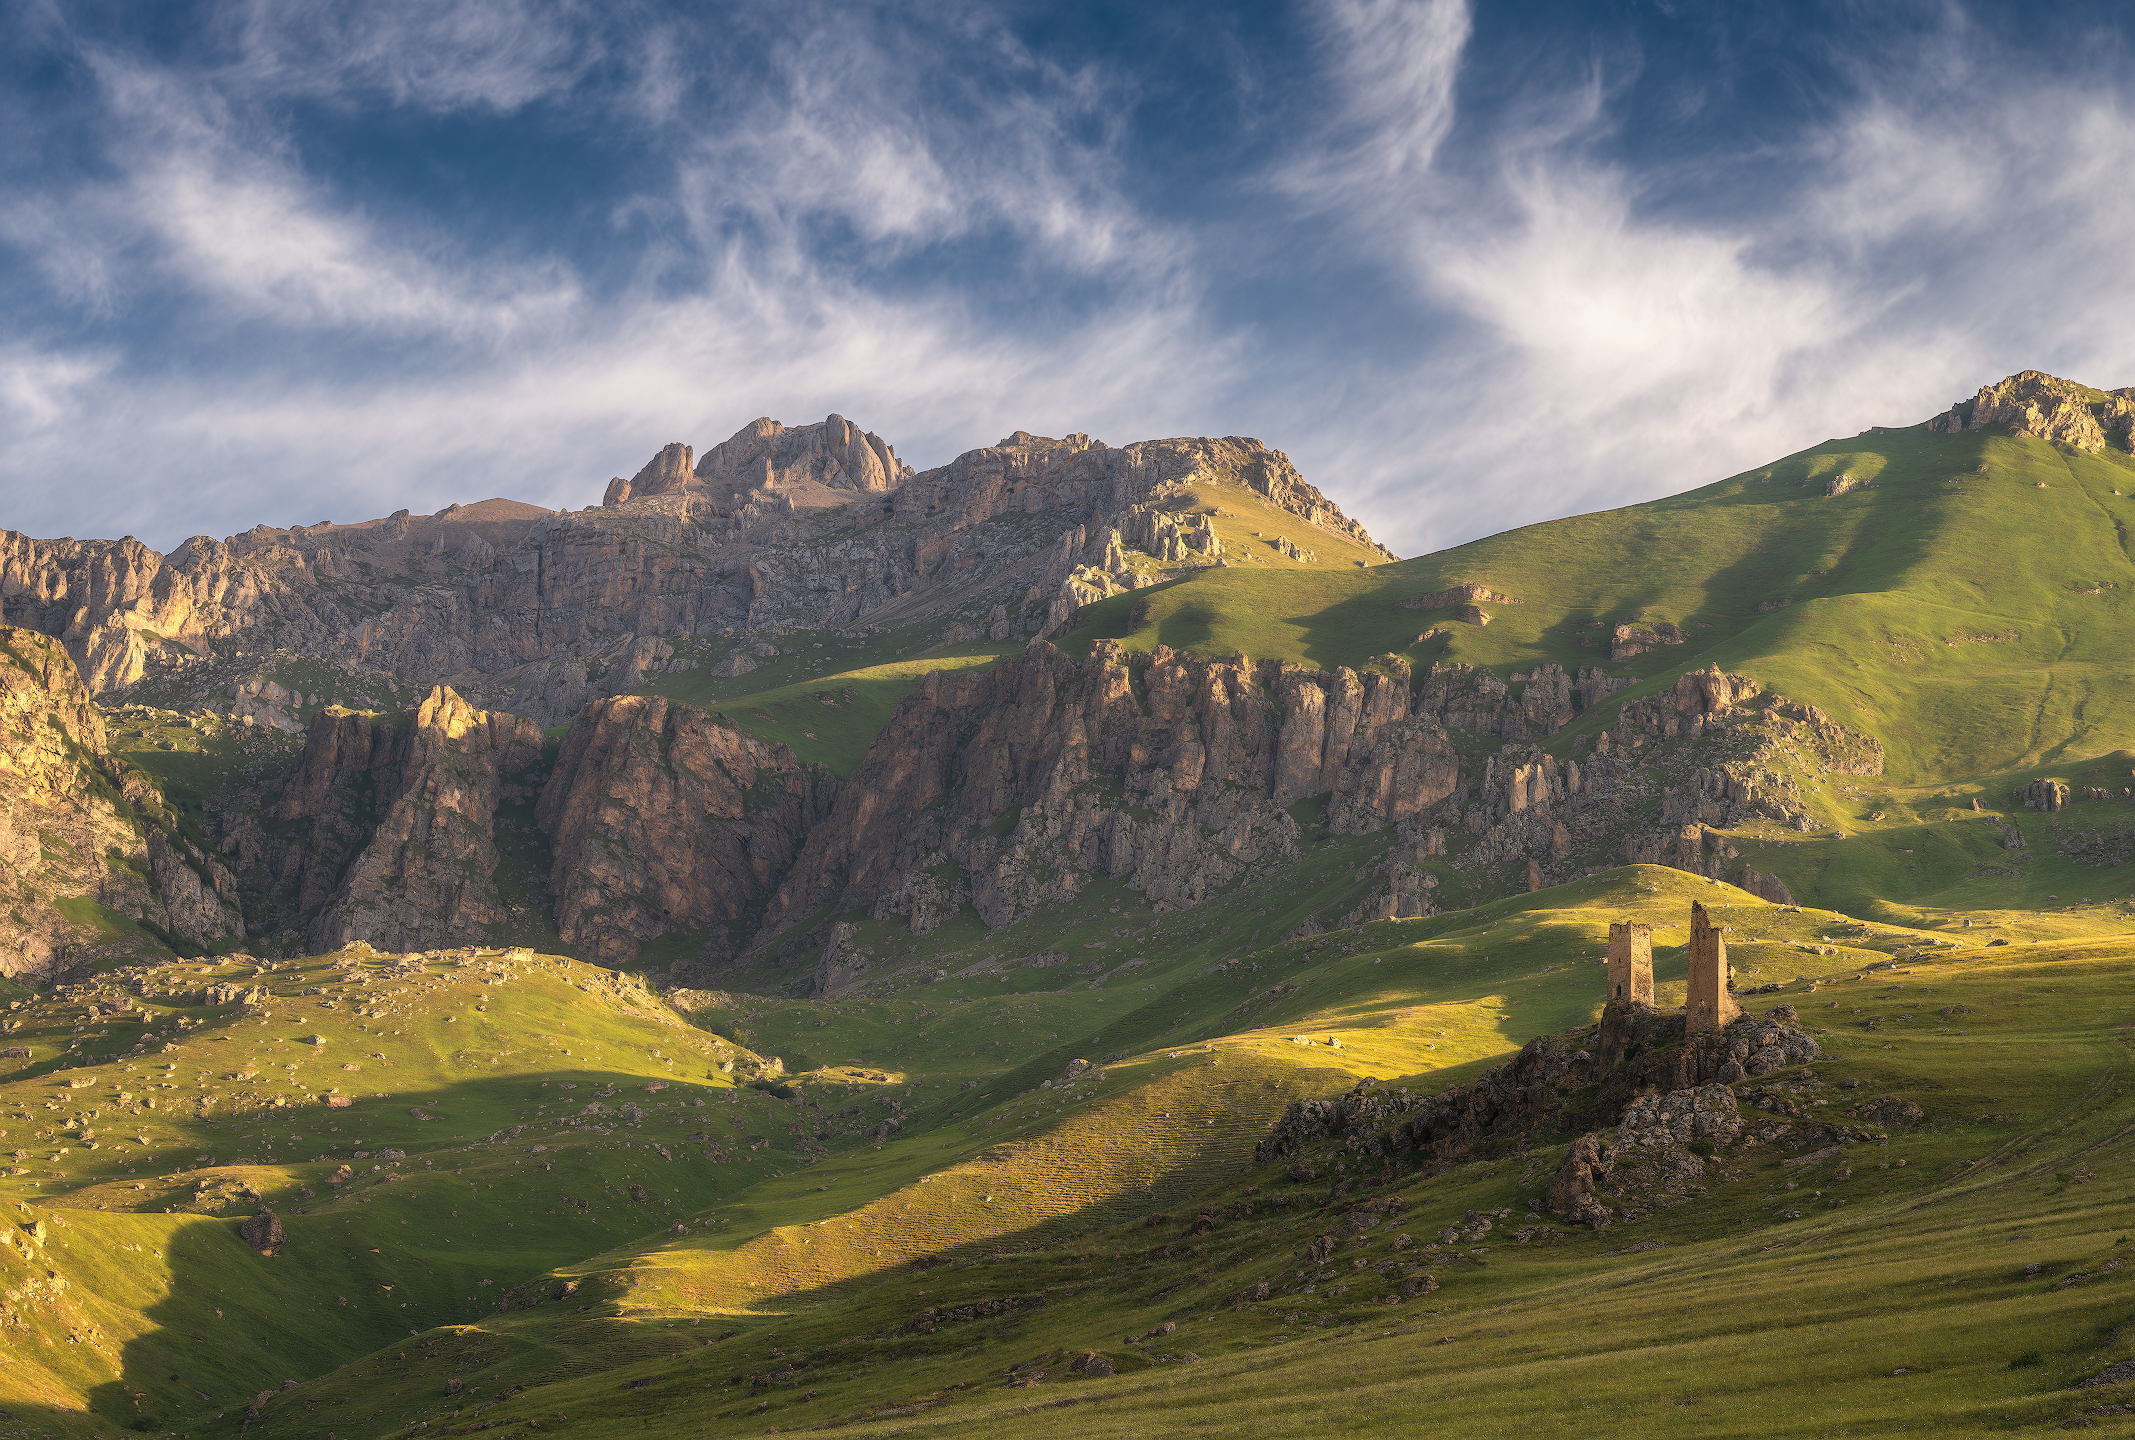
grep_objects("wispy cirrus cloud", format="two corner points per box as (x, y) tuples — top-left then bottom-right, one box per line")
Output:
(223, 0), (607, 112)
(1279, 0), (2135, 558)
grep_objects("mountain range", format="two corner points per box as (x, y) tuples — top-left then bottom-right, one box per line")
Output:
(7, 368), (2135, 1438)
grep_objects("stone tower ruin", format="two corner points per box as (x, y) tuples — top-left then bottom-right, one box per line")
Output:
(1686, 901), (1741, 1034)
(1605, 921), (1653, 1005)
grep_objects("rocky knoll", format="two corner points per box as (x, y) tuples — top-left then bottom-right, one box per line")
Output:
(761, 640), (1458, 963)
(1259, 998), (1850, 1228)
(1257, 1001), (1818, 1172)
(536, 696), (829, 965)
(250, 686), (542, 955)
(1, 420), (1391, 727)
(0, 625), (244, 976)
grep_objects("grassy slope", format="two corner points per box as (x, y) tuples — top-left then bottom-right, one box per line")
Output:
(165, 867), (2135, 1440)
(18, 867), (2135, 1437)
(0, 949), (814, 1436)
(1047, 426), (2135, 919)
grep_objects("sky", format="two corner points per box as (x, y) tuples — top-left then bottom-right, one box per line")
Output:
(5, 0), (2135, 558)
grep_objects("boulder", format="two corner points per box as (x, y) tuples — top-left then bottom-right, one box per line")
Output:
(238, 1209), (285, 1255)
(1861, 1096), (1923, 1127)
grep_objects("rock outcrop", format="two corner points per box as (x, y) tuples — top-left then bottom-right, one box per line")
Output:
(537, 696), (829, 965)
(258, 687), (543, 954)
(1257, 1000), (1821, 1174)
(763, 640), (1457, 945)
(0, 625), (244, 977)
(1927, 370), (2135, 454)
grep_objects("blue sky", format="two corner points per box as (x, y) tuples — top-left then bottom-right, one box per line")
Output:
(5, 0), (2135, 556)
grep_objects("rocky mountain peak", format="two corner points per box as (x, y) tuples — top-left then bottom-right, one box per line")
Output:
(604, 441), (695, 506)
(603, 415), (911, 508)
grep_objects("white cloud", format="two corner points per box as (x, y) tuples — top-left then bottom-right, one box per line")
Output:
(0, 50), (583, 340)
(225, 0), (602, 112)
(669, 6), (1168, 277)
(1277, 0), (1472, 208)
(13, 0), (2135, 574)
(0, 343), (112, 431)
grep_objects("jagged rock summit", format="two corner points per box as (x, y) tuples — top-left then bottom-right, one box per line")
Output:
(601, 414), (912, 507)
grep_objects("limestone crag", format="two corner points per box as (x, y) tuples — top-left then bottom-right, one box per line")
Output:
(253, 687), (542, 955)
(1415, 661), (1621, 740)
(1401, 582), (1520, 612)
(536, 696), (829, 965)
(1430, 666), (1879, 895)
(693, 416), (909, 495)
(1610, 619), (1685, 662)
(0, 625), (244, 976)
(3, 426), (1391, 726)
(762, 640), (1459, 949)
(1927, 370), (2135, 453)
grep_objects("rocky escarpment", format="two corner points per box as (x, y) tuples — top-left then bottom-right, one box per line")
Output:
(1927, 370), (2135, 453)
(1414, 664), (1880, 899)
(759, 640), (1458, 970)
(245, 687), (543, 954)
(2, 421), (1393, 727)
(0, 625), (244, 976)
(160, 639), (1872, 965)
(535, 696), (830, 966)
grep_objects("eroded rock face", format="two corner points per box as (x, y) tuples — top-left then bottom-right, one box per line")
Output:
(765, 640), (1458, 940)
(1928, 370), (2121, 452)
(0, 625), (244, 976)
(259, 687), (543, 955)
(536, 696), (828, 965)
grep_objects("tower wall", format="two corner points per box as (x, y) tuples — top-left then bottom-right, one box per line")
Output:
(1605, 921), (1653, 1005)
(1686, 901), (1741, 1034)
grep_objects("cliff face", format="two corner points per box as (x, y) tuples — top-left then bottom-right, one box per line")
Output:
(535, 696), (828, 965)
(259, 687), (543, 955)
(0, 625), (244, 976)
(0, 419), (1394, 727)
(762, 641), (1459, 969)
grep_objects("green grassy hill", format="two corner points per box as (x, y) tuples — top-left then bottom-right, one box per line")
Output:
(1065, 426), (2135, 782)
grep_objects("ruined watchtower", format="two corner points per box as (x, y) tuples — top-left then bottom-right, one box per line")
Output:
(1605, 921), (1653, 1005)
(1686, 901), (1742, 1034)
